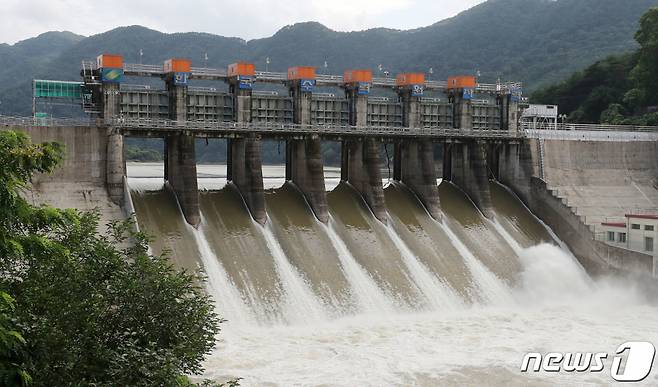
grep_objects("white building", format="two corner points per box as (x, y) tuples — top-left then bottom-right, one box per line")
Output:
(600, 213), (658, 277)
(520, 104), (559, 130)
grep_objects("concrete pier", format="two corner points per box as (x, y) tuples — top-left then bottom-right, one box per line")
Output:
(498, 94), (519, 132)
(226, 67), (267, 224)
(287, 77), (329, 223)
(97, 83), (121, 123)
(286, 137), (329, 222)
(342, 82), (387, 223)
(341, 138), (387, 223)
(106, 129), (125, 205)
(167, 81), (188, 122)
(394, 84), (441, 220)
(394, 141), (441, 220)
(451, 91), (473, 130)
(448, 141), (493, 218)
(163, 62), (200, 226)
(165, 133), (200, 226)
(228, 137), (266, 225)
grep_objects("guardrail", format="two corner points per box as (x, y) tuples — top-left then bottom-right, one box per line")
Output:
(521, 122), (658, 132)
(110, 118), (516, 138)
(0, 115), (96, 127)
(124, 63), (164, 75)
(121, 84), (159, 91)
(82, 61), (524, 94)
(524, 129), (658, 142)
(191, 67), (227, 77)
(5, 114), (658, 140)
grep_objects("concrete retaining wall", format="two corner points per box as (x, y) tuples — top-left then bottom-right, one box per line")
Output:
(500, 139), (655, 277)
(3, 125), (125, 227)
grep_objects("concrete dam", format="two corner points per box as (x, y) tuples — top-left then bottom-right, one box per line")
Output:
(6, 54), (658, 385)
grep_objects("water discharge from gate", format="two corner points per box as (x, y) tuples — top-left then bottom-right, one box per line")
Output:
(128, 165), (658, 386)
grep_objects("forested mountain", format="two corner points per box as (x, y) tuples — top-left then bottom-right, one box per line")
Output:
(1, 0), (657, 116)
(532, 7), (658, 125)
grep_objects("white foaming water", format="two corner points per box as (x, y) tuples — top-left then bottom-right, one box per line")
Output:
(201, 242), (658, 386)
(491, 219), (524, 255)
(187, 217), (254, 326)
(322, 218), (395, 314)
(438, 221), (513, 305)
(514, 243), (594, 306)
(258, 219), (327, 323)
(383, 218), (462, 310)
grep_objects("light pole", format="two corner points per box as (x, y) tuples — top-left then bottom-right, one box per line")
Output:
(266, 57), (270, 72)
(139, 49), (143, 64)
(204, 52), (208, 68)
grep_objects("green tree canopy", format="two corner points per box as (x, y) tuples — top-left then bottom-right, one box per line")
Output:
(532, 7), (658, 124)
(631, 7), (658, 106)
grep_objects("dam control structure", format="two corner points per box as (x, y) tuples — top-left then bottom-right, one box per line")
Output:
(8, 53), (658, 279)
(84, 55), (522, 226)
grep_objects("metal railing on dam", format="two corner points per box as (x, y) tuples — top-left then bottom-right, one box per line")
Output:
(86, 60), (523, 93)
(522, 122), (658, 141)
(5, 115), (658, 141)
(0, 115), (516, 139)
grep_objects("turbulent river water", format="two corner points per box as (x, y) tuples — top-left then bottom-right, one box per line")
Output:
(128, 162), (658, 386)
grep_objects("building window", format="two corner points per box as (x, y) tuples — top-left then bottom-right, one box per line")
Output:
(645, 237), (654, 252)
(618, 233), (627, 243)
(608, 232), (615, 242)
(632, 224), (641, 230)
(646, 225), (655, 231)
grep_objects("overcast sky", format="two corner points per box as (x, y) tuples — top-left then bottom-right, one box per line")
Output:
(1, 0), (485, 45)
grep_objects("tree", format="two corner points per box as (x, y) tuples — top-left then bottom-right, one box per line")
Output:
(631, 7), (658, 106)
(0, 292), (31, 387)
(0, 131), (224, 386)
(600, 103), (626, 124)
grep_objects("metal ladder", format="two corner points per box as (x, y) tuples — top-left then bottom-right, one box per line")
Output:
(538, 138), (546, 180)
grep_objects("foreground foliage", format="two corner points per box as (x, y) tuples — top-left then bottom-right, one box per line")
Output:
(0, 130), (224, 386)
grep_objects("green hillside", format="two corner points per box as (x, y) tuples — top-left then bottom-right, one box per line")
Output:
(532, 7), (658, 125)
(1, 0), (657, 116)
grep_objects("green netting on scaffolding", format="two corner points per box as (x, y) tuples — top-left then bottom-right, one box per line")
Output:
(34, 80), (83, 98)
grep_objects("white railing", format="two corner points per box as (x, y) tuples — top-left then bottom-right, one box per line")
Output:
(5, 113), (658, 141)
(0, 115), (95, 127)
(626, 208), (658, 216)
(124, 63), (163, 74)
(252, 90), (280, 96)
(121, 84), (156, 91)
(81, 61), (524, 95)
(372, 77), (396, 87)
(521, 122), (658, 132)
(108, 118), (515, 138)
(524, 129), (658, 142)
(316, 74), (343, 83)
(254, 71), (287, 81)
(191, 67), (227, 77)
(188, 86), (220, 93)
